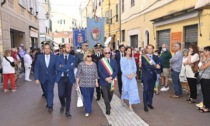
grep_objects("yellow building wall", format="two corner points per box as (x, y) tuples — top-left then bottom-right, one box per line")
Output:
(102, 0), (120, 49)
(121, 0), (210, 50)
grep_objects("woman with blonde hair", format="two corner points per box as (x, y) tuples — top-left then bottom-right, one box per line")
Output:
(2, 49), (16, 92)
(76, 49), (99, 117)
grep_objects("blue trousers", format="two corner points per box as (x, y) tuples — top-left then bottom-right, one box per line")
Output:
(171, 71), (182, 96)
(143, 78), (156, 107)
(58, 77), (73, 113)
(80, 87), (94, 113)
(41, 79), (55, 108)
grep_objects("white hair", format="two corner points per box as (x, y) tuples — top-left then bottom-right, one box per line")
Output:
(104, 47), (111, 52)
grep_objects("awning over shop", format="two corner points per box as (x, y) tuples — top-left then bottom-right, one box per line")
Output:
(195, 0), (210, 9)
(151, 8), (198, 27)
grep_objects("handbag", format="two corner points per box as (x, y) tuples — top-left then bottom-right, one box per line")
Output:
(77, 88), (83, 108)
(191, 60), (199, 73)
(4, 56), (15, 67)
(0, 68), (2, 74)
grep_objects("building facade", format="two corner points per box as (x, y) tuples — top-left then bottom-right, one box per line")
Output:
(1, 0), (39, 51)
(121, 0), (210, 51)
(51, 12), (78, 32)
(38, 0), (52, 44)
(52, 31), (73, 45)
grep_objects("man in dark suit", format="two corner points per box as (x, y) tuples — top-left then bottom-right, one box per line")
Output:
(98, 47), (118, 115)
(34, 44), (57, 113)
(141, 44), (160, 112)
(56, 43), (76, 118)
(76, 42), (88, 66)
(92, 43), (104, 101)
(115, 44), (125, 96)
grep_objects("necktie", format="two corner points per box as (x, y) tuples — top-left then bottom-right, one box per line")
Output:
(64, 55), (67, 77)
(107, 58), (110, 63)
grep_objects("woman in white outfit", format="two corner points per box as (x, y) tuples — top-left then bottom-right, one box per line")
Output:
(23, 49), (32, 81)
(179, 49), (189, 93)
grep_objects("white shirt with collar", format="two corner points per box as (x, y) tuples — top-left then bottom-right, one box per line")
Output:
(45, 54), (50, 68)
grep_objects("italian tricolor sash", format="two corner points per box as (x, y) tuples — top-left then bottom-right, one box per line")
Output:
(142, 55), (156, 66)
(101, 58), (116, 92)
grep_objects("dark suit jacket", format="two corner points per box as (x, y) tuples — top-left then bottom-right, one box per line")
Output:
(92, 53), (104, 66)
(55, 54), (76, 84)
(34, 54), (57, 84)
(115, 52), (122, 73)
(75, 52), (84, 67)
(98, 58), (118, 86)
(141, 54), (160, 81)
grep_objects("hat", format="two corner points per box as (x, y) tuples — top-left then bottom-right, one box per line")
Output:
(20, 44), (24, 47)
(59, 43), (65, 48)
(81, 41), (88, 45)
(119, 44), (125, 49)
(94, 43), (103, 48)
(41, 41), (49, 45)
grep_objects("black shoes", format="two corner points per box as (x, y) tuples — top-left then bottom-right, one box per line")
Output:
(106, 110), (110, 115)
(60, 106), (65, 113)
(48, 107), (53, 113)
(148, 105), (154, 109)
(65, 112), (72, 118)
(144, 107), (149, 112)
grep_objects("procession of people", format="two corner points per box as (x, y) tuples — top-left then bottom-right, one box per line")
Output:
(1, 41), (210, 120)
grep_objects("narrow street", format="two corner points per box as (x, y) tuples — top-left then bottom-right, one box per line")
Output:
(0, 77), (210, 126)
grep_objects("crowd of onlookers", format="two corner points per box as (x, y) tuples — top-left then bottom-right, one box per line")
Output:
(1, 42), (210, 114)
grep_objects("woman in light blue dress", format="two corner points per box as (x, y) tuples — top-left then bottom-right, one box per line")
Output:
(121, 47), (140, 111)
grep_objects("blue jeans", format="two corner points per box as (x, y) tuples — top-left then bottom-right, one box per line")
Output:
(171, 71), (182, 96)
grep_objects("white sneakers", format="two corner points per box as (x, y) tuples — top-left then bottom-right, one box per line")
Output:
(85, 113), (89, 117)
(25, 79), (32, 82)
(160, 86), (169, 92)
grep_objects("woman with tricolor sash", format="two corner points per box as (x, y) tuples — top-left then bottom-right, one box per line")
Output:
(121, 47), (140, 111)
(141, 44), (161, 112)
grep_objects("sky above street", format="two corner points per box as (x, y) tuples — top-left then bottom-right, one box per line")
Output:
(51, 0), (89, 20)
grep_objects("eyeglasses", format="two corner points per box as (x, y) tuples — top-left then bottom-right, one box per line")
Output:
(87, 55), (92, 58)
(104, 52), (111, 54)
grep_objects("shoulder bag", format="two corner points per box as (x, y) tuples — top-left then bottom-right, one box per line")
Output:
(4, 56), (15, 67)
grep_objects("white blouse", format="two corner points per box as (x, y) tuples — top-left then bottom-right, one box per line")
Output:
(2, 56), (15, 74)
(185, 53), (200, 78)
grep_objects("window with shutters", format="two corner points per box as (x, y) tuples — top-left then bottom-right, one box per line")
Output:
(131, 0), (135, 7)
(122, 30), (125, 42)
(122, 0), (124, 13)
(116, 4), (118, 22)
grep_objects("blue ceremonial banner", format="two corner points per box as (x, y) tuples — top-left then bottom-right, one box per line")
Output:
(73, 28), (86, 50)
(87, 17), (104, 48)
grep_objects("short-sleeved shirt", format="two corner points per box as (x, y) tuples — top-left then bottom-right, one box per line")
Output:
(76, 62), (99, 87)
(160, 50), (172, 68)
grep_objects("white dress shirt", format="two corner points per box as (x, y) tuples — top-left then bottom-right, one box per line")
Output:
(45, 54), (50, 68)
